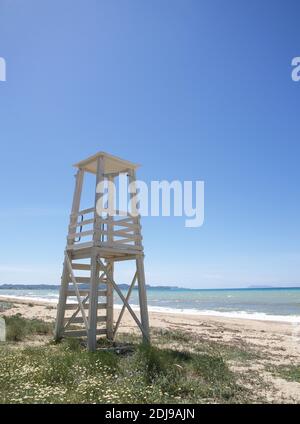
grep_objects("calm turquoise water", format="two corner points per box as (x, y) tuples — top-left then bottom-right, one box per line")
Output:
(1, 287), (300, 322)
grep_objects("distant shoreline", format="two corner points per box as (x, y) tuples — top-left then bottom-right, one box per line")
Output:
(1, 284), (300, 291)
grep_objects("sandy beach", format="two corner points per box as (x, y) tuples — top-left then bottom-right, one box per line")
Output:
(1, 295), (300, 403)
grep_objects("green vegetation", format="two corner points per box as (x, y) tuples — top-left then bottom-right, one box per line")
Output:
(4, 315), (53, 342)
(0, 301), (13, 312)
(0, 340), (245, 404)
(270, 364), (300, 383)
(0, 317), (278, 403)
(153, 328), (260, 361)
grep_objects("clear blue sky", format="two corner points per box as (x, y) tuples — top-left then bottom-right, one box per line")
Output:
(1, 0), (300, 288)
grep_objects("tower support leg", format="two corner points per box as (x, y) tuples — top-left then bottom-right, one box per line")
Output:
(106, 260), (114, 340)
(87, 250), (99, 352)
(54, 257), (69, 340)
(136, 256), (150, 343)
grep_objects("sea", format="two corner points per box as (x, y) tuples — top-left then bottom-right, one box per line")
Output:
(1, 286), (300, 323)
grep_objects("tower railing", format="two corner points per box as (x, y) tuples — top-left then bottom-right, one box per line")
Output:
(67, 208), (143, 250)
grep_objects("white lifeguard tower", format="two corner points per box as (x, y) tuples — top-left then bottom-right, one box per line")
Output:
(54, 152), (150, 351)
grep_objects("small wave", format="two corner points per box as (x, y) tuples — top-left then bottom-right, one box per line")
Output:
(0, 294), (58, 303)
(2, 294), (300, 323)
(115, 304), (300, 323)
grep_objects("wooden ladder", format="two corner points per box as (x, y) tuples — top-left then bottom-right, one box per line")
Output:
(55, 255), (113, 340)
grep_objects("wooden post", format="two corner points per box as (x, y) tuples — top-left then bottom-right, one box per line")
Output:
(55, 169), (84, 340)
(136, 255), (150, 343)
(107, 175), (114, 247)
(88, 250), (100, 351)
(88, 156), (105, 351)
(68, 169), (84, 246)
(106, 175), (114, 339)
(93, 156), (105, 245)
(106, 261), (114, 340)
(54, 256), (69, 340)
(129, 171), (150, 343)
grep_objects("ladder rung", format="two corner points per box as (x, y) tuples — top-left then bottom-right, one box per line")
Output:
(69, 277), (107, 284)
(67, 289), (107, 296)
(71, 263), (91, 271)
(63, 328), (107, 337)
(64, 316), (106, 324)
(65, 303), (107, 310)
(73, 277), (91, 284)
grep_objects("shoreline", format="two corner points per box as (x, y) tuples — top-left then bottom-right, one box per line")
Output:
(1, 294), (300, 324)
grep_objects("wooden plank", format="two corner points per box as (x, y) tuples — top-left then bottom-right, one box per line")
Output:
(72, 277), (91, 284)
(108, 254), (140, 262)
(113, 222), (140, 229)
(64, 316), (106, 324)
(72, 277), (107, 285)
(67, 241), (94, 250)
(67, 169), (84, 246)
(68, 230), (94, 240)
(112, 216), (137, 224)
(77, 207), (95, 216)
(97, 219), (140, 230)
(99, 231), (141, 241)
(113, 228), (136, 235)
(67, 289), (107, 296)
(98, 242), (143, 252)
(65, 303), (107, 310)
(114, 235), (142, 243)
(71, 263), (91, 271)
(69, 218), (94, 229)
(113, 240), (134, 245)
(98, 229), (132, 237)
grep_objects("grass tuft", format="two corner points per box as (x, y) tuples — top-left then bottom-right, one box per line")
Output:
(0, 301), (13, 312)
(4, 315), (53, 341)
(270, 364), (300, 383)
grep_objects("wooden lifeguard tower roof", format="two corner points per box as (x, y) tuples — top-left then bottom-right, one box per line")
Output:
(73, 151), (140, 175)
